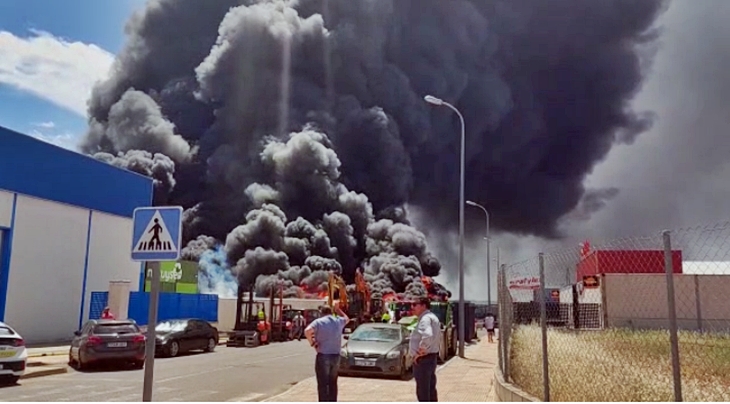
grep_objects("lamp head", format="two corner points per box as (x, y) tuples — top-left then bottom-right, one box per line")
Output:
(424, 95), (443, 106)
(466, 200), (478, 207)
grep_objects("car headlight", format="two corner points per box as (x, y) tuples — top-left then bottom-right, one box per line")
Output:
(340, 348), (348, 357)
(386, 350), (400, 359)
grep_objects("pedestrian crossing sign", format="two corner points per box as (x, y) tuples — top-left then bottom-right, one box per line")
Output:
(131, 206), (183, 262)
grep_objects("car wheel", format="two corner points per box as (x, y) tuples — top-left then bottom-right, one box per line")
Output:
(68, 349), (76, 367)
(167, 340), (180, 357)
(132, 360), (145, 370)
(205, 337), (216, 352)
(399, 359), (409, 380)
(5, 375), (20, 385)
(77, 352), (88, 370)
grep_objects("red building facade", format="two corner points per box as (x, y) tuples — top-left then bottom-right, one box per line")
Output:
(576, 250), (683, 281)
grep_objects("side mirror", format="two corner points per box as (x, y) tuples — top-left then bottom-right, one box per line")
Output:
(74, 331), (81, 336)
(343, 335), (349, 340)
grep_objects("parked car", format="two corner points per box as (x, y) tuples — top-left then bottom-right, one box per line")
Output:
(154, 319), (219, 358)
(69, 319), (146, 370)
(0, 321), (27, 384)
(339, 323), (412, 379)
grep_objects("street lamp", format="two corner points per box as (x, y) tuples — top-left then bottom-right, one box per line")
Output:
(424, 94), (466, 358)
(466, 200), (491, 310)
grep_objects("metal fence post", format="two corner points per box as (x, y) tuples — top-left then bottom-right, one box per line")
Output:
(662, 230), (683, 402)
(501, 263), (510, 381)
(497, 267), (503, 375)
(538, 253), (550, 402)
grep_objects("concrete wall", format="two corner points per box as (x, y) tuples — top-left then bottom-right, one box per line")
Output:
(604, 273), (730, 331)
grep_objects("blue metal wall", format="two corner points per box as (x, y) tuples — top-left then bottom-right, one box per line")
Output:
(88, 291), (219, 327)
(0, 126), (153, 218)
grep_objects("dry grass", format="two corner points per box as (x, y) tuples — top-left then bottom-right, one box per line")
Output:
(509, 325), (730, 402)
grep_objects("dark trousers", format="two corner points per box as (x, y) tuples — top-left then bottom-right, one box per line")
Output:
(315, 354), (340, 402)
(413, 353), (438, 402)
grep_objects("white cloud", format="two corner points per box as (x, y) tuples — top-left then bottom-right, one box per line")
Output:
(32, 121), (56, 129)
(0, 29), (114, 117)
(28, 129), (79, 152)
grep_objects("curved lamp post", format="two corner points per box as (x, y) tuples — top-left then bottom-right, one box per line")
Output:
(424, 94), (466, 358)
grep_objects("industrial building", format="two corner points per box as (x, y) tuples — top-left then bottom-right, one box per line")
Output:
(0, 126), (153, 343)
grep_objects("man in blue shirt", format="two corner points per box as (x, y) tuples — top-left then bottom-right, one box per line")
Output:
(305, 303), (349, 402)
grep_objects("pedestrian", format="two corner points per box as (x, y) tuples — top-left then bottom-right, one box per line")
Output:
(409, 296), (441, 402)
(101, 306), (115, 319)
(293, 311), (306, 340)
(305, 303), (349, 402)
(485, 312), (496, 343)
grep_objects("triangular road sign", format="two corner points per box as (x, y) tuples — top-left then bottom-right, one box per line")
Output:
(133, 210), (178, 253)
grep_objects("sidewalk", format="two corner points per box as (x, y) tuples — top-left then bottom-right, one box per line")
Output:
(263, 337), (498, 402)
(23, 355), (69, 379)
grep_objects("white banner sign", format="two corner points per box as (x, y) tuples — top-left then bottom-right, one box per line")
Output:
(508, 276), (540, 290)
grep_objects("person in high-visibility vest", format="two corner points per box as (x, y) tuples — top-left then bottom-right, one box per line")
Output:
(381, 311), (391, 323)
(258, 310), (265, 320)
(257, 319), (270, 344)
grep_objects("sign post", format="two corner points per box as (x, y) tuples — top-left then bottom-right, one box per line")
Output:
(131, 206), (183, 403)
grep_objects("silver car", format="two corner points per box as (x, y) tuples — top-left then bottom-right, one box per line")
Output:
(339, 323), (412, 379)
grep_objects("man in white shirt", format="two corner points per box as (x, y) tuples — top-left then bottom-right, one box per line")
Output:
(484, 313), (496, 343)
(409, 297), (441, 402)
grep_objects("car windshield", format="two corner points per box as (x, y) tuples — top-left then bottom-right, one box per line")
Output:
(350, 327), (401, 342)
(94, 323), (139, 334)
(156, 321), (188, 332)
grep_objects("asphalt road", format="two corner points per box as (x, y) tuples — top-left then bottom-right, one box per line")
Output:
(2, 340), (316, 402)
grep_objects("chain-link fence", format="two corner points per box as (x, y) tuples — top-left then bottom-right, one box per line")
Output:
(498, 222), (730, 402)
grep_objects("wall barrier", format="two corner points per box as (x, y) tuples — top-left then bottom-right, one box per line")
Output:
(89, 291), (218, 326)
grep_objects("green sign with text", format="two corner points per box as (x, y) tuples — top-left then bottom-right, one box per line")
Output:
(144, 261), (198, 294)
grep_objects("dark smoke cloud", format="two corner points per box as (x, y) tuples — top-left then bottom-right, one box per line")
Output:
(557, 0), (730, 242)
(82, 90), (192, 161)
(93, 150), (175, 204)
(81, 0), (668, 296)
(233, 247), (289, 288)
(181, 235), (218, 262)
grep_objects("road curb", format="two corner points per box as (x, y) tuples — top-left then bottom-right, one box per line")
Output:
(28, 352), (67, 358)
(20, 366), (68, 380)
(27, 337), (229, 358)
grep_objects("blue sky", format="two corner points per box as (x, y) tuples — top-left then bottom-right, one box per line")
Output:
(0, 0), (144, 150)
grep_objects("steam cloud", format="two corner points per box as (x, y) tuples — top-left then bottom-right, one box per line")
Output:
(82, 0), (667, 296)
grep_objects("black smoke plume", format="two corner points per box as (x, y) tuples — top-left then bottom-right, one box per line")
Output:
(83, 0), (667, 295)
